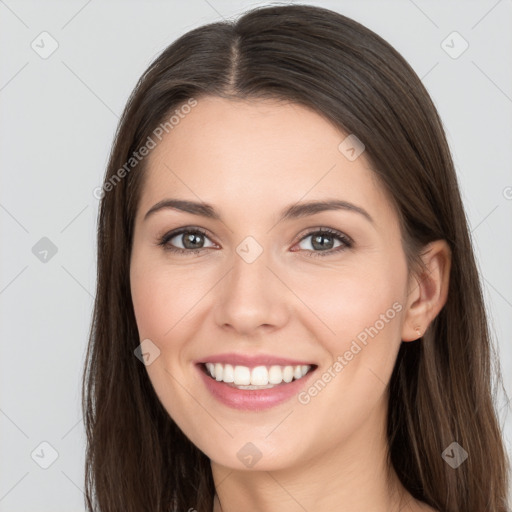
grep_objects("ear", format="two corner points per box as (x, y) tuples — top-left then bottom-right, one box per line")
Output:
(401, 239), (452, 342)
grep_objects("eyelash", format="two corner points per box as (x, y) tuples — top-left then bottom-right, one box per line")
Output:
(156, 227), (353, 258)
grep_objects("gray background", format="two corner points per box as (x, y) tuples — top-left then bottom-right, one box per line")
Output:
(1, 1), (511, 510)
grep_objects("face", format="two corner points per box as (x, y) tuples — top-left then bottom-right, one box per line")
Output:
(130, 96), (411, 471)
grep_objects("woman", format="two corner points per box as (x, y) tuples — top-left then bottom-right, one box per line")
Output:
(82, 4), (509, 511)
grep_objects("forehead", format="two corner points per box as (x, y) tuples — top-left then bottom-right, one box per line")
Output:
(137, 96), (390, 223)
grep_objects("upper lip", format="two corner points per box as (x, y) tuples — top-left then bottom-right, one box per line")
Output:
(196, 353), (316, 368)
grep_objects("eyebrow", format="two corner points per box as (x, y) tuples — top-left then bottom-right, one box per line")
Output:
(143, 198), (374, 224)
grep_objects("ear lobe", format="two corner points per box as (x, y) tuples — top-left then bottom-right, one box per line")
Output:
(401, 239), (451, 342)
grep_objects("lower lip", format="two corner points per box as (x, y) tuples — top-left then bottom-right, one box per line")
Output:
(196, 364), (316, 411)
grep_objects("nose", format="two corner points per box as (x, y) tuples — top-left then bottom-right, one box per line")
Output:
(213, 245), (291, 337)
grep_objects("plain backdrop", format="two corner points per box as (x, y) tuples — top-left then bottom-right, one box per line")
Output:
(1, 1), (511, 510)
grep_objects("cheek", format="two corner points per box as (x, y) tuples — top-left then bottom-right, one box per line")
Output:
(288, 253), (407, 397)
(130, 256), (211, 341)
(287, 266), (406, 444)
(129, 255), (205, 419)
(130, 273), (166, 342)
(291, 263), (405, 345)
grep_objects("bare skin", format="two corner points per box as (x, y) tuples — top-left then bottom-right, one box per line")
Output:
(129, 96), (450, 512)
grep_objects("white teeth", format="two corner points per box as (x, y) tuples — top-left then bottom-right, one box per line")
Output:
(268, 365), (283, 385)
(204, 362), (313, 386)
(251, 366), (268, 386)
(223, 364), (234, 383)
(233, 365), (251, 385)
(283, 366), (294, 383)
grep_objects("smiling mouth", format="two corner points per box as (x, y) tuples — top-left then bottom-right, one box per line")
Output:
(199, 362), (317, 389)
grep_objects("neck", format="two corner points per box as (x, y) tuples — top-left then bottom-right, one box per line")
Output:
(210, 401), (411, 512)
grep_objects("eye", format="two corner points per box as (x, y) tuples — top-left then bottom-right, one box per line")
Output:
(157, 227), (216, 255)
(294, 228), (353, 257)
(157, 226), (353, 257)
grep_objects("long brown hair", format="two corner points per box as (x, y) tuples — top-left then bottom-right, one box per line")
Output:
(82, 4), (509, 511)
